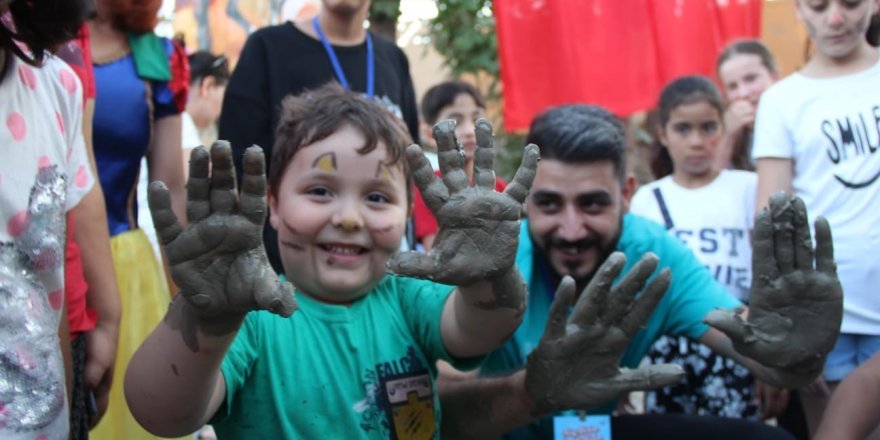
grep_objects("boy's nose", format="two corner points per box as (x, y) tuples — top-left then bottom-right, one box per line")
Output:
(332, 205), (364, 232)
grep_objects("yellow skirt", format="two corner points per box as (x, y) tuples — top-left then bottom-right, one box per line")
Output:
(90, 229), (187, 440)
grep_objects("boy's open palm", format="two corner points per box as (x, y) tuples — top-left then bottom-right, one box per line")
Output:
(149, 143), (296, 322)
(388, 119), (539, 287)
(705, 192), (842, 387)
(525, 254), (684, 413)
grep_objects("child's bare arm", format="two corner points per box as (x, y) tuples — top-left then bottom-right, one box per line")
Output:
(124, 144), (296, 435)
(388, 120), (539, 358)
(814, 352), (880, 440)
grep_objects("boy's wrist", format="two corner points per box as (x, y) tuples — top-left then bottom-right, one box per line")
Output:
(459, 266), (526, 312)
(167, 294), (247, 352)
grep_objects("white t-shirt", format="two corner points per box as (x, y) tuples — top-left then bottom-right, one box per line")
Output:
(630, 170), (756, 301)
(753, 58), (880, 334)
(0, 53), (94, 439)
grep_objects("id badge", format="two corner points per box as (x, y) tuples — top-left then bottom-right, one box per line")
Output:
(553, 414), (611, 440)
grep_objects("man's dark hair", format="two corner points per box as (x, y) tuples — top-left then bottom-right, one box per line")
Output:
(0, 0), (91, 66)
(526, 104), (627, 183)
(420, 81), (486, 125)
(270, 83), (414, 203)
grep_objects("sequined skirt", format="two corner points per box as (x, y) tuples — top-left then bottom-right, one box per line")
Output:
(90, 228), (186, 440)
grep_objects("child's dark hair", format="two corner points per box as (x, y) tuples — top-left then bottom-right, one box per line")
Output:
(270, 84), (414, 203)
(188, 51), (230, 87)
(868, 13), (880, 47)
(716, 39), (778, 76)
(420, 81), (486, 125)
(0, 0), (91, 66)
(651, 76), (725, 178)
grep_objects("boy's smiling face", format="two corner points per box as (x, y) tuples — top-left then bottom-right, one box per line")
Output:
(268, 124), (409, 303)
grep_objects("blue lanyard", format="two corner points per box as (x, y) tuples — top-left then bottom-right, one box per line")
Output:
(312, 16), (374, 98)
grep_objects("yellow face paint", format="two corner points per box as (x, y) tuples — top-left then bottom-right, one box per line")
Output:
(312, 152), (337, 172)
(375, 161), (394, 182)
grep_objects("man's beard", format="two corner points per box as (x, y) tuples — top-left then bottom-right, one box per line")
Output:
(534, 216), (624, 294)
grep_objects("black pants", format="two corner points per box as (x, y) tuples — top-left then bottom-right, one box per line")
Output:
(610, 414), (795, 440)
(70, 334), (89, 440)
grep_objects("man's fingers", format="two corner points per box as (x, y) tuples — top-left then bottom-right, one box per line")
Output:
(543, 276), (576, 342)
(434, 120), (469, 193)
(704, 308), (751, 344)
(386, 251), (437, 280)
(569, 252), (627, 326)
(613, 364), (686, 391)
(406, 145), (448, 214)
(473, 118), (497, 191)
(186, 146), (211, 223)
(605, 253), (659, 326)
(769, 192), (795, 274)
(620, 268), (670, 336)
(148, 181), (183, 248)
(209, 141), (238, 214)
(813, 217), (836, 275)
(791, 197), (814, 272)
(240, 146), (268, 226)
(751, 207), (780, 284)
(504, 144), (539, 205)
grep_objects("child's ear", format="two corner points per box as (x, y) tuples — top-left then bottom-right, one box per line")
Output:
(199, 76), (216, 97)
(656, 123), (669, 149)
(419, 121), (436, 148)
(267, 188), (280, 231)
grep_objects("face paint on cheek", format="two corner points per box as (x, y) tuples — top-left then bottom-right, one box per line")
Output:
(369, 222), (405, 250)
(313, 152), (338, 172)
(279, 218), (306, 251)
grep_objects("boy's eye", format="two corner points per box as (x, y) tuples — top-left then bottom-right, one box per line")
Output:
(674, 123), (691, 135)
(367, 192), (390, 204)
(307, 187), (332, 197)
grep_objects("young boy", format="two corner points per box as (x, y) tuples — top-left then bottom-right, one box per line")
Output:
(124, 84), (539, 439)
(414, 81), (508, 250)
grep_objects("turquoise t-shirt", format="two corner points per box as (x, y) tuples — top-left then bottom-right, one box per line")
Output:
(211, 275), (479, 439)
(482, 214), (742, 438)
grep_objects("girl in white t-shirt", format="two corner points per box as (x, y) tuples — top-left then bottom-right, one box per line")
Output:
(752, 1), (880, 436)
(632, 75), (758, 420)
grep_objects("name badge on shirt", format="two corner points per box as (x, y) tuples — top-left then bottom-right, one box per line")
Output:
(553, 415), (611, 440)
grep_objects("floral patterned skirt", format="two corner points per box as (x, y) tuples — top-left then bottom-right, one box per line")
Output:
(644, 335), (758, 419)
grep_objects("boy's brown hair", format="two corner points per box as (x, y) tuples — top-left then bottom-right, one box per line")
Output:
(269, 84), (414, 203)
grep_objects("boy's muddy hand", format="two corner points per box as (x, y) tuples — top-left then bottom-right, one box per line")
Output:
(525, 254), (683, 414)
(705, 192), (842, 387)
(149, 142), (297, 326)
(388, 119), (539, 286)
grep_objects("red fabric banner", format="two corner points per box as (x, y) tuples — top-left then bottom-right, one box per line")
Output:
(495, 0), (762, 130)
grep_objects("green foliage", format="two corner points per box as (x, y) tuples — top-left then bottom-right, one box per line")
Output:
(429, 0), (499, 97)
(370, 0), (402, 21)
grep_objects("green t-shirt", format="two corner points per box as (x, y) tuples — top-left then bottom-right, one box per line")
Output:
(211, 275), (479, 439)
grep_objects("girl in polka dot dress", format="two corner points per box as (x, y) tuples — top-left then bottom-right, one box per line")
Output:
(0, 0), (96, 438)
